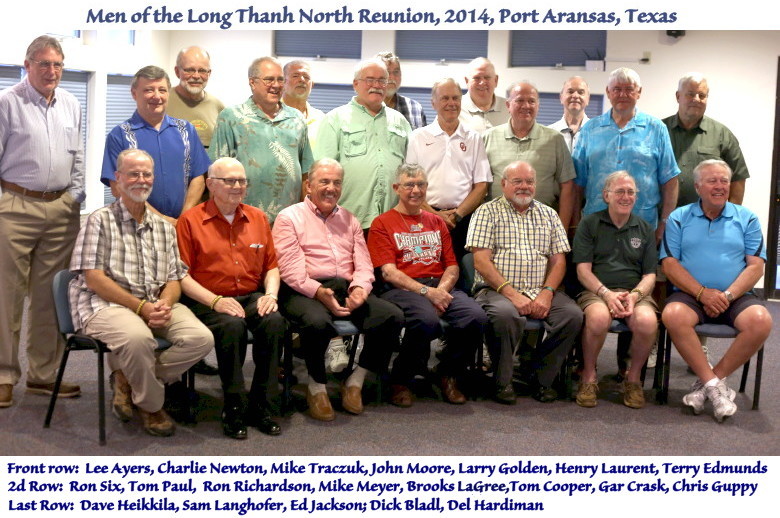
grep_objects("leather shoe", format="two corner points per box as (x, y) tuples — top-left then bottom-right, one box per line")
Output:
(390, 384), (413, 408)
(221, 404), (247, 440)
(110, 370), (134, 422)
(532, 385), (558, 403)
(140, 408), (176, 437)
(0, 384), (12, 408)
(26, 381), (81, 398)
(440, 376), (466, 404)
(193, 359), (219, 376)
(306, 391), (335, 421)
(341, 384), (364, 415)
(494, 384), (517, 405)
(251, 407), (281, 436)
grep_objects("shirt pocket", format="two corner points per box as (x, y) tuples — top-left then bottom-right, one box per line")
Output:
(696, 146), (721, 161)
(63, 126), (79, 153)
(342, 128), (367, 157)
(387, 125), (408, 159)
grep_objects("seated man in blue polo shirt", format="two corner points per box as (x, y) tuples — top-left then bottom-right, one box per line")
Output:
(660, 159), (772, 423)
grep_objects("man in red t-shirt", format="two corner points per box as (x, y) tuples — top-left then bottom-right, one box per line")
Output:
(368, 164), (487, 407)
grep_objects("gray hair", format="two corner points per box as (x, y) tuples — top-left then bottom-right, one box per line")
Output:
(131, 66), (170, 90)
(602, 171), (636, 192)
(208, 157), (245, 176)
(693, 159), (732, 184)
(25, 35), (64, 62)
(308, 158), (344, 181)
(395, 163), (427, 183)
(248, 56), (281, 78)
(431, 78), (462, 99)
(375, 51), (400, 66)
(283, 59), (311, 77)
(506, 81), (538, 100)
(116, 148), (154, 171)
(561, 76), (589, 94)
(500, 161), (536, 181)
(353, 58), (388, 81)
(677, 72), (707, 92)
(176, 46), (211, 68)
(608, 67), (642, 89)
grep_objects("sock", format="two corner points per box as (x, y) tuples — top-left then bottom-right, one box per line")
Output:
(346, 366), (368, 388)
(308, 382), (327, 395)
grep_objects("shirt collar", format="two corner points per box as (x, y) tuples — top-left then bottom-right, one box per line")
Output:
(22, 76), (57, 106)
(203, 199), (248, 223)
(304, 195), (340, 219)
(505, 121), (540, 141)
(597, 208), (640, 228)
(127, 111), (176, 131)
(430, 118), (467, 138)
(463, 93), (503, 114)
(350, 96), (385, 117)
(498, 195), (537, 214)
(116, 198), (154, 229)
(692, 199), (735, 220)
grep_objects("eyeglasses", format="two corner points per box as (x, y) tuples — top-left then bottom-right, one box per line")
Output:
(470, 75), (495, 84)
(254, 76), (284, 86)
(289, 73), (311, 82)
(610, 86), (638, 96)
(211, 177), (249, 187)
(30, 59), (64, 71)
(507, 179), (535, 187)
(121, 171), (153, 181)
(399, 181), (427, 190)
(182, 67), (211, 76)
(608, 189), (638, 197)
(357, 77), (388, 86)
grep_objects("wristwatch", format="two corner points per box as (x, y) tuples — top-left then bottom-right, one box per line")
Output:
(419, 286), (429, 296)
(724, 290), (734, 302)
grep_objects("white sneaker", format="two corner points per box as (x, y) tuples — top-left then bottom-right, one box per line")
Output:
(706, 379), (737, 422)
(647, 343), (658, 369)
(682, 380), (707, 415)
(325, 337), (349, 373)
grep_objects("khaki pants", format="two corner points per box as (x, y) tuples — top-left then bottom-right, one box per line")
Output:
(84, 304), (213, 412)
(0, 191), (80, 385)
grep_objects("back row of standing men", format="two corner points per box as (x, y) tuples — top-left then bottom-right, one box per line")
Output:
(0, 37), (768, 437)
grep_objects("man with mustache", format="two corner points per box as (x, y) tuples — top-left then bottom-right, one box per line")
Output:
(211, 57), (312, 223)
(102, 66), (211, 227)
(167, 46), (225, 150)
(375, 51), (428, 130)
(466, 161), (582, 405)
(282, 60), (326, 148)
(69, 149), (213, 437)
(549, 76), (591, 153)
(315, 59), (412, 230)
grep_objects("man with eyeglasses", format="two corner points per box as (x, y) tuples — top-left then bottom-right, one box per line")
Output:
(572, 171), (658, 409)
(573, 67), (680, 244)
(316, 58), (412, 230)
(282, 60), (326, 148)
(375, 51), (428, 130)
(466, 161), (582, 405)
(177, 158), (285, 439)
(211, 57), (312, 223)
(167, 46), (225, 149)
(102, 66), (211, 227)
(663, 73), (749, 207)
(367, 164), (487, 407)
(70, 149), (213, 436)
(0, 35), (84, 408)
(459, 57), (506, 135)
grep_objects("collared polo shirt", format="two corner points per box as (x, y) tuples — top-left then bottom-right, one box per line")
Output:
(483, 122), (576, 208)
(406, 119), (492, 209)
(572, 109), (680, 227)
(662, 114), (750, 206)
(458, 94), (506, 135)
(101, 112), (210, 218)
(548, 114), (589, 153)
(660, 201), (766, 292)
(572, 210), (657, 290)
(177, 200), (277, 297)
(315, 98), (411, 228)
(466, 197), (570, 299)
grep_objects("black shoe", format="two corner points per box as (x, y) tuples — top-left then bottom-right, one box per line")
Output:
(532, 385), (558, 403)
(193, 359), (219, 376)
(221, 404), (247, 440)
(247, 405), (281, 436)
(493, 384), (517, 405)
(164, 382), (196, 424)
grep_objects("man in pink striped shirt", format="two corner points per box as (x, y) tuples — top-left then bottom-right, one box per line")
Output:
(272, 158), (403, 421)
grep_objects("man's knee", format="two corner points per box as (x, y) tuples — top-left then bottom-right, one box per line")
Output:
(662, 302), (696, 329)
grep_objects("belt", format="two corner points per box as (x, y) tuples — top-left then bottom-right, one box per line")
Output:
(0, 179), (67, 200)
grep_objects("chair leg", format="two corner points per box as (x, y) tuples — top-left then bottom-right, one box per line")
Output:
(739, 358), (750, 393)
(281, 334), (294, 415)
(44, 345), (71, 428)
(660, 330), (672, 404)
(97, 349), (106, 446)
(752, 346), (763, 410)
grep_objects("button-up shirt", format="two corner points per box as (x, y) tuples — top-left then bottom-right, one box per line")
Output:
(315, 98), (411, 228)
(394, 94), (428, 130)
(466, 197), (570, 299)
(0, 77), (84, 201)
(69, 199), (187, 330)
(272, 197), (374, 298)
(177, 200), (277, 297)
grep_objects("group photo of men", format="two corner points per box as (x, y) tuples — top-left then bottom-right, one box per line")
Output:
(0, 29), (775, 449)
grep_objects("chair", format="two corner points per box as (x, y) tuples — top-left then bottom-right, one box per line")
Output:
(46, 270), (185, 445)
(659, 323), (763, 409)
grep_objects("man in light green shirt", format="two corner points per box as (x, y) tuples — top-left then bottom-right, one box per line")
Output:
(210, 57), (313, 222)
(315, 59), (411, 229)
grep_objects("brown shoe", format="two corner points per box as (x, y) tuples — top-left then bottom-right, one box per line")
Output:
(390, 384), (413, 408)
(440, 376), (466, 404)
(110, 370), (134, 422)
(0, 384), (12, 408)
(139, 408), (176, 437)
(341, 384), (364, 415)
(306, 391), (335, 421)
(26, 381), (81, 398)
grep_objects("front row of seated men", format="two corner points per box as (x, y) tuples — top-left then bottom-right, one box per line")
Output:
(68, 153), (770, 439)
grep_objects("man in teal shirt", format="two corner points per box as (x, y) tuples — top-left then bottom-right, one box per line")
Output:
(315, 59), (412, 229)
(210, 56), (313, 222)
